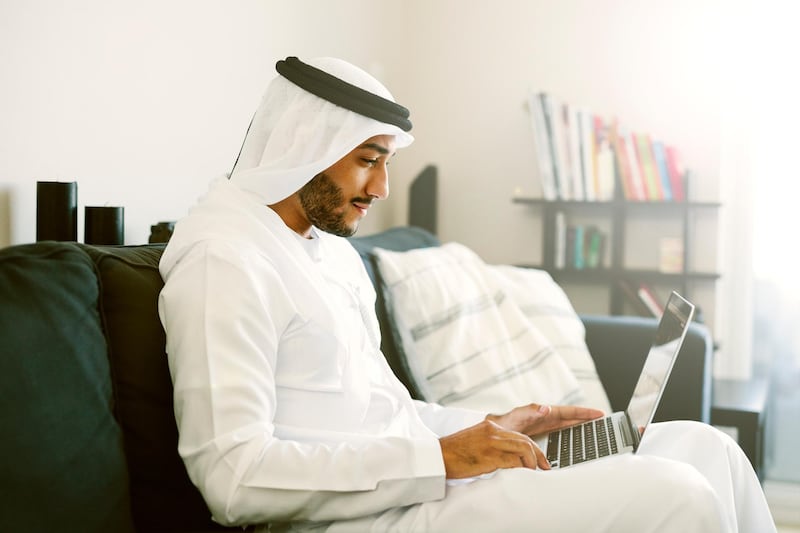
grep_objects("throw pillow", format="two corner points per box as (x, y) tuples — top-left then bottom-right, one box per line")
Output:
(83, 244), (228, 532)
(489, 265), (612, 413)
(374, 242), (585, 413)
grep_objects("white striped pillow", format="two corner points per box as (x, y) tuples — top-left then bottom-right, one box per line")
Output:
(489, 265), (612, 413)
(374, 243), (593, 414)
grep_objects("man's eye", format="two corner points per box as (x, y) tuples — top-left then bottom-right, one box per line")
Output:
(362, 158), (379, 166)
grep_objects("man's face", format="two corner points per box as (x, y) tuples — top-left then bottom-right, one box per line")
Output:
(299, 134), (396, 237)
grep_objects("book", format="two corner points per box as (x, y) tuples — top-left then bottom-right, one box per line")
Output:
(530, 92), (685, 206)
(650, 140), (673, 201)
(565, 225), (577, 269)
(623, 128), (647, 201)
(618, 279), (652, 317)
(637, 283), (664, 317)
(658, 237), (684, 273)
(583, 226), (606, 269)
(555, 223), (607, 270)
(573, 225), (585, 269)
(542, 94), (572, 200)
(554, 210), (566, 269)
(634, 133), (663, 201)
(665, 145), (686, 201)
(593, 116), (616, 201)
(579, 110), (597, 201)
(528, 91), (557, 200)
(609, 120), (634, 200)
(566, 104), (585, 201)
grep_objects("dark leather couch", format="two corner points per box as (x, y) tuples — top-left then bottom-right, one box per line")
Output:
(0, 226), (712, 532)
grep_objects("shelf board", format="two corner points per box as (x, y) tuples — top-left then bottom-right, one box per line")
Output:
(512, 197), (721, 209)
(613, 269), (720, 281)
(514, 193), (720, 318)
(515, 265), (720, 283)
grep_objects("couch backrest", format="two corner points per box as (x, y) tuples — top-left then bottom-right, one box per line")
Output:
(80, 243), (232, 532)
(0, 242), (135, 533)
(73, 226), (438, 531)
(1, 227), (709, 532)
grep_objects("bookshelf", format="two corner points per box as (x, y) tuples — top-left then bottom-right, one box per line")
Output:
(523, 89), (720, 319)
(512, 196), (721, 317)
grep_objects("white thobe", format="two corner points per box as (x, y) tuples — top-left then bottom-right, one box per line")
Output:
(159, 179), (775, 532)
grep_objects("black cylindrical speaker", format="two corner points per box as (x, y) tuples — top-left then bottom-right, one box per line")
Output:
(84, 206), (125, 245)
(36, 181), (78, 242)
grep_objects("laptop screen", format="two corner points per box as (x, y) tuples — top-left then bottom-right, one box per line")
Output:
(626, 291), (695, 433)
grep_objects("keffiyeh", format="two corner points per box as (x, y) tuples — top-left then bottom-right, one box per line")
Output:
(229, 56), (414, 204)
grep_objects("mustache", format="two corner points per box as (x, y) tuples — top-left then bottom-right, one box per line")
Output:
(351, 197), (374, 206)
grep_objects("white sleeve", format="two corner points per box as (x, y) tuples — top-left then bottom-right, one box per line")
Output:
(412, 400), (486, 437)
(159, 242), (445, 527)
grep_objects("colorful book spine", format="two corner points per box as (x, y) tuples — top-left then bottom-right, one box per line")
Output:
(529, 92), (688, 205)
(637, 283), (664, 317)
(651, 140), (673, 201)
(618, 280), (652, 317)
(634, 133), (663, 201)
(555, 223), (608, 270)
(610, 120), (634, 200)
(665, 145), (686, 201)
(573, 225), (585, 269)
(623, 129), (647, 201)
(584, 226), (605, 269)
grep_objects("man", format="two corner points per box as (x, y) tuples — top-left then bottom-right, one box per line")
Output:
(159, 56), (775, 532)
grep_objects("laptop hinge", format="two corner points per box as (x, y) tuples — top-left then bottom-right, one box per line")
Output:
(621, 413), (641, 450)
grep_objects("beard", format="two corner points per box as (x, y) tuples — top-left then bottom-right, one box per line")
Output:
(299, 172), (368, 237)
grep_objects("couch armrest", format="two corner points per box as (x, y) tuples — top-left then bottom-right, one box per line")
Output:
(581, 314), (712, 423)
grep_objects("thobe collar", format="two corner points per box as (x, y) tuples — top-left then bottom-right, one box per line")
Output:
(292, 227), (323, 263)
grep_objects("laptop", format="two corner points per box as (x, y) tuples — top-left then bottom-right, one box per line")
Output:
(543, 291), (695, 469)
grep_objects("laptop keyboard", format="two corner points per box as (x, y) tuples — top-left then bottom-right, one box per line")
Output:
(547, 417), (619, 467)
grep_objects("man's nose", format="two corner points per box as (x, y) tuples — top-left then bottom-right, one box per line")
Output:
(366, 166), (389, 200)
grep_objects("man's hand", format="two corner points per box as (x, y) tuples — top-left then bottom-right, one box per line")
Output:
(438, 403), (605, 479)
(439, 419), (550, 479)
(486, 403), (605, 439)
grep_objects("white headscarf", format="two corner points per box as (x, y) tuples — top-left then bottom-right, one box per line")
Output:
(229, 57), (414, 205)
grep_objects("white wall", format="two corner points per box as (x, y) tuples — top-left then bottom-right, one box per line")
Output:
(388, 0), (728, 334)
(393, 0), (726, 261)
(0, 0), (401, 245)
(1, 0), (730, 350)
